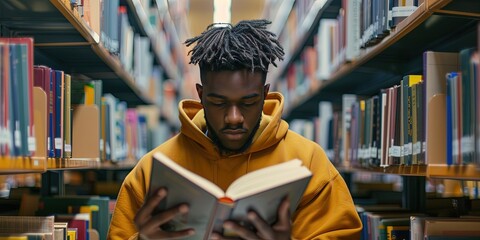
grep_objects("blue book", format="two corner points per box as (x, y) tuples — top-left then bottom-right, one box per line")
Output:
(445, 72), (457, 166)
(8, 44), (20, 156)
(47, 68), (55, 158)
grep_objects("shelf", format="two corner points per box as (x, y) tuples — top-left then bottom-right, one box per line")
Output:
(98, 161), (137, 170)
(338, 165), (428, 177)
(267, 0), (341, 85)
(427, 164), (480, 180)
(281, 0), (480, 120)
(46, 158), (100, 170)
(339, 164), (480, 180)
(124, 0), (181, 81)
(0, 0), (175, 106)
(0, 156), (46, 174)
(266, 0), (295, 36)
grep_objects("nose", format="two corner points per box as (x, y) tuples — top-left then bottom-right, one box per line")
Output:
(225, 105), (244, 125)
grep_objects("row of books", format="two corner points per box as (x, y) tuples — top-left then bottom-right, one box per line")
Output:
(0, 37), (163, 162)
(290, 47), (479, 168)
(0, 38), (36, 158)
(72, 0), (173, 94)
(276, 0), (422, 107)
(0, 194), (113, 240)
(357, 199), (480, 240)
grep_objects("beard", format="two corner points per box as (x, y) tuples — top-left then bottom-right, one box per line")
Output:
(205, 114), (262, 155)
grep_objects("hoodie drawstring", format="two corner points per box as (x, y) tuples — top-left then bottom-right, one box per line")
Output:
(246, 153), (252, 174)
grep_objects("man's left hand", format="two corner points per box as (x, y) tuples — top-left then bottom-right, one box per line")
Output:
(211, 197), (291, 240)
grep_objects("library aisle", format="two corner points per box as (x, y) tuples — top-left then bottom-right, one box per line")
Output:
(0, 0), (480, 239)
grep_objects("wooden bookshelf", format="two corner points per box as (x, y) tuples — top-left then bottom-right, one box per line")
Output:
(0, 0), (180, 106)
(339, 165), (428, 177)
(47, 157), (100, 170)
(0, 157), (46, 174)
(281, 0), (479, 119)
(124, 0), (181, 81)
(268, 0), (341, 86)
(427, 164), (480, 180)
(339, 164), (480, 179)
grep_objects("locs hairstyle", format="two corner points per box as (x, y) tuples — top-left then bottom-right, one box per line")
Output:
(184, 19), (285, 79)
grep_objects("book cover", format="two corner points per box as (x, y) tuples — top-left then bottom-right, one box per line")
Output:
(148, 152), (312, 239)
(54, 70), (64, 158)
(36, 196), (109, 240)
(63, 74), (72, 158)
(0, 216), (54, 240)
(423, 51), (459, 165)
(386, 225), (409, 240)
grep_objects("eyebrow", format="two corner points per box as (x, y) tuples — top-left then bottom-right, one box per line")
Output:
(206, 93), (260, 99)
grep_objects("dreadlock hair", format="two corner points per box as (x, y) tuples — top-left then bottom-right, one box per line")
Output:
(185, 19), (284, 81)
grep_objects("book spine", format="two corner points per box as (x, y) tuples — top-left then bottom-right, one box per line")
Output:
(63, 74), (72, 158)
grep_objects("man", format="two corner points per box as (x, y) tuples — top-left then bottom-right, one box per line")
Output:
(108, 19), (362, 239)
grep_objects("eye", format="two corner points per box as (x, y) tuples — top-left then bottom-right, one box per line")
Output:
(210, 101), (225, 106)
(242, 101), (257, 107)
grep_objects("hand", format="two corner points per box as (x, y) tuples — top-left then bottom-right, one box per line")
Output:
(211, 197), (292, 240)
(134, 188), (195, 239)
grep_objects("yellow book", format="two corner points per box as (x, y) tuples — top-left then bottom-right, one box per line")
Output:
(83, 83), (95, 105)
(0, 237), (28, 240)
(67, 229), (77, 240)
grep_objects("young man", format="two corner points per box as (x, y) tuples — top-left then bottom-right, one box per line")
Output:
(108, 20), (362, 239)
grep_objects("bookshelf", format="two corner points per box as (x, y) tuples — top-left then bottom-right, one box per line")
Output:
(0, 0), (183, 172)
(280, 0), (479, 120)
(270, 0), (480, 181)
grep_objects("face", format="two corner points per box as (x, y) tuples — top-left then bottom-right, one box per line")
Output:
(196, 70), (269, 154)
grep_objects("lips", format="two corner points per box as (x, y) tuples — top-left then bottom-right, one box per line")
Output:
(222, 129), (247, 140)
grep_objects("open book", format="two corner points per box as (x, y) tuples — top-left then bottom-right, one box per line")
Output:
(148, 152), (312, 240)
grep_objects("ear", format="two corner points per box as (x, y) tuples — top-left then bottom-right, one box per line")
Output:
(263, 84), (270, 99)
(196, 83), (203, 100)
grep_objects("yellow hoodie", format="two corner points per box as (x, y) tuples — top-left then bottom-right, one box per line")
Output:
(107, 92), (362, 240)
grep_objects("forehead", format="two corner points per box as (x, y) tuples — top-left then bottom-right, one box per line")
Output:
(202, 70), (264, 90)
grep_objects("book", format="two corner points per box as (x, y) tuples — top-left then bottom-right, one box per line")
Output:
(148, 152), (312, 240)
(0, 216), (54, 240)
(423, 51), (459, 165)
(386, 225), (409, 240)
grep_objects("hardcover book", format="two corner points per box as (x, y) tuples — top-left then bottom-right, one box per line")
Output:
(148, 152), (312, 240)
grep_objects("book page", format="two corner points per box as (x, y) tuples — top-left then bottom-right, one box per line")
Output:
(150, 152), (225, 239)
(226, 159), (311, 200)
(152, 152), (225, 198)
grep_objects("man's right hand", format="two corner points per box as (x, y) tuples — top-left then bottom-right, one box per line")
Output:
(134, 188), (195, 239)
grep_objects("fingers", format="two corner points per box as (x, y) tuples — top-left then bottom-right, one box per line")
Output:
(142, 204), (190, 232)
(222, 221), (259, 240)
(145, 228), (195, 240)
(135, 188), (195, 239)
(247, 211), (273, 239)
(273, 197), (291, 232)
(135, 188), (167, 227)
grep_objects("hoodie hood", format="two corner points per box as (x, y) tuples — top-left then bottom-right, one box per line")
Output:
(178, 92), (289, 156)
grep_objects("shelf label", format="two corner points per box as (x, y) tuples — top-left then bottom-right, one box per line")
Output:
(452, 139), (459, 156)
(392, 6), (418, 18)
(0, 128), (6, 145)
(55, 138), (62, 150)
(461, 135), (475, 154)
(14, 130), (21, 147)
(371, 147), (378, 158)
(64, 144), (72, 153)
(413, 142), (421, 155)
(403, 143), (412, 156)
(28, 137), (36, 152)
(100, 139), (104, 151)
(389, 146), (402, 157)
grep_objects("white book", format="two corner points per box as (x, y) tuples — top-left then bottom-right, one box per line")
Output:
(148, 152), (312, 240)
